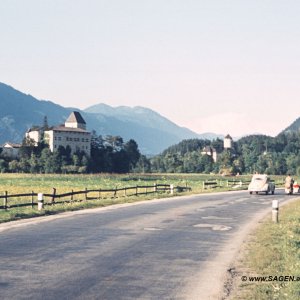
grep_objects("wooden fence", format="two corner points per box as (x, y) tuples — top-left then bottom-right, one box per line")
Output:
(202, 178), (281, 190)
(0, 184), (192, 210)
(202, 179), (252, 190)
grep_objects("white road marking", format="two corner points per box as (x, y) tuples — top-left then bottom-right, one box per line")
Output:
(193, 224), (232, 231)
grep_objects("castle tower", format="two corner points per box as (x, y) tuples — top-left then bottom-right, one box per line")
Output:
(224, 134), (233, 149)
(65, 111), (86, 130)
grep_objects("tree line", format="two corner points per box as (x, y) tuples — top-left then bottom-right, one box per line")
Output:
(1, 131), (300, 175)
(149, 132), (300, 176)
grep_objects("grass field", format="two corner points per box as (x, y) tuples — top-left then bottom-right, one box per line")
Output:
(231, 199), (300, 300)
(0, 173), (286, 223)
(0, 172), (256, 198)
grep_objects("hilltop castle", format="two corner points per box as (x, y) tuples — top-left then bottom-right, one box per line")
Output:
(201, 134), (233, 162)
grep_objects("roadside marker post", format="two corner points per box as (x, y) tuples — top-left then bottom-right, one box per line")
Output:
(38, 193), (44, 211)
(272, 200), (279, 223)
(170, 184), (174, 195)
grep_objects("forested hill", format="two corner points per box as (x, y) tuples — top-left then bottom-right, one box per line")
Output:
(150, 133), (300, 175)
(160, 138), (223, 156)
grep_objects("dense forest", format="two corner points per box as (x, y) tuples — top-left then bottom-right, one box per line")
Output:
(1, 132), (300, 175)
(149, 133), (300, 176)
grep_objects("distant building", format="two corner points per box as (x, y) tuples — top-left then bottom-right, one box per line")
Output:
(1, 142), (21, 159)
(201, 146), (217, 162)
(224, 134), (233, 149)
(26, 127), (44, 146)
(26, 111), (91, 156)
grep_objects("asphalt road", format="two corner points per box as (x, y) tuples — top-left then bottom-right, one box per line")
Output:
(0, 190), (296, 300)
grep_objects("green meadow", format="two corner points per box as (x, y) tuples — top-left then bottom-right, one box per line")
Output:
(232, 199), (300, 300)
(0, 173), (248, 223)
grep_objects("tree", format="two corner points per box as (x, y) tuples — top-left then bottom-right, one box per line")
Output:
(29, 153), (40, 173)
(9, 160), (21, 173)
(133, 155), (151, 173)
(19, 137), (36, 159)
(124, 139), (140, 170)
(0, 159), (7, 173)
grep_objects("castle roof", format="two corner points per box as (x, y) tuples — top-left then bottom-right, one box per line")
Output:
(3, 142), (22, 148)
(224, 134), (232, 139)
(202, 146), (216, 152)
(65, 111), (86, 124)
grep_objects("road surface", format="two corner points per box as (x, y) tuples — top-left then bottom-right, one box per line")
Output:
(0, 190), (296, 299)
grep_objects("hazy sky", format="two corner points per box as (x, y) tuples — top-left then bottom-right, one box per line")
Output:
(1, 0), (300, 137)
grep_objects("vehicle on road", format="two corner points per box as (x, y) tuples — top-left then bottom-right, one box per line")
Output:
(248, 174), (275, 195)
(293, 182), (300, 193)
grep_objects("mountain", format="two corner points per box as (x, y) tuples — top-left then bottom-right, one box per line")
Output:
(281, 117), (300, 135)
(84, 103), (202, 153)
(0, 83), (72, 143)
(0, 82), (204, 154)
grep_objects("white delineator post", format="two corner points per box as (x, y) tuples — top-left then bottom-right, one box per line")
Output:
(170, 184), (174, 195)
(38, 193), (44, 211)
(272, 200), (279, 223)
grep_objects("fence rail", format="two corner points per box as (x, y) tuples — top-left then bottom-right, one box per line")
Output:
(202, 178), (252, 189)
(0, 184), (191, 210)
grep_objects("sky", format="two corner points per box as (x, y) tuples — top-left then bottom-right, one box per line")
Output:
(1, 0), (300, 137)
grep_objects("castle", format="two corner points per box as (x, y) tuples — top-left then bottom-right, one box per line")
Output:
(26, 111), (91, 156)
(201, 134), (233, 162)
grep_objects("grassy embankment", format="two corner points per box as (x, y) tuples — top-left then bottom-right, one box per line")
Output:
(231, 199), (300, 300)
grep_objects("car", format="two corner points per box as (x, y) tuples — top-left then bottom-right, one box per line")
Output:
(248, 174), (275, 195)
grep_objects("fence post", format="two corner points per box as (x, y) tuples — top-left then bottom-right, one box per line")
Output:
(136, 185), (138, 196)
(71, 190), (74, 201)
(124, 188), (127, 197)
(31, 191), (34, 208)
(85, 188), (88, 201)
(114, 187), (117, 198)
(154, 184), (157, 193)
(51, 188), (56, 204)
(4, 191), (8, 210)
(99, 189), (101, 199)
(38, 193), (44, 211)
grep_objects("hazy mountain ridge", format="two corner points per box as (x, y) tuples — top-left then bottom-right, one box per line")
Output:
(281, 117), (300, 134)
(84, 103), (199, 141)
(0, 82), (204, 154)
(0, 83), (71, 143)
